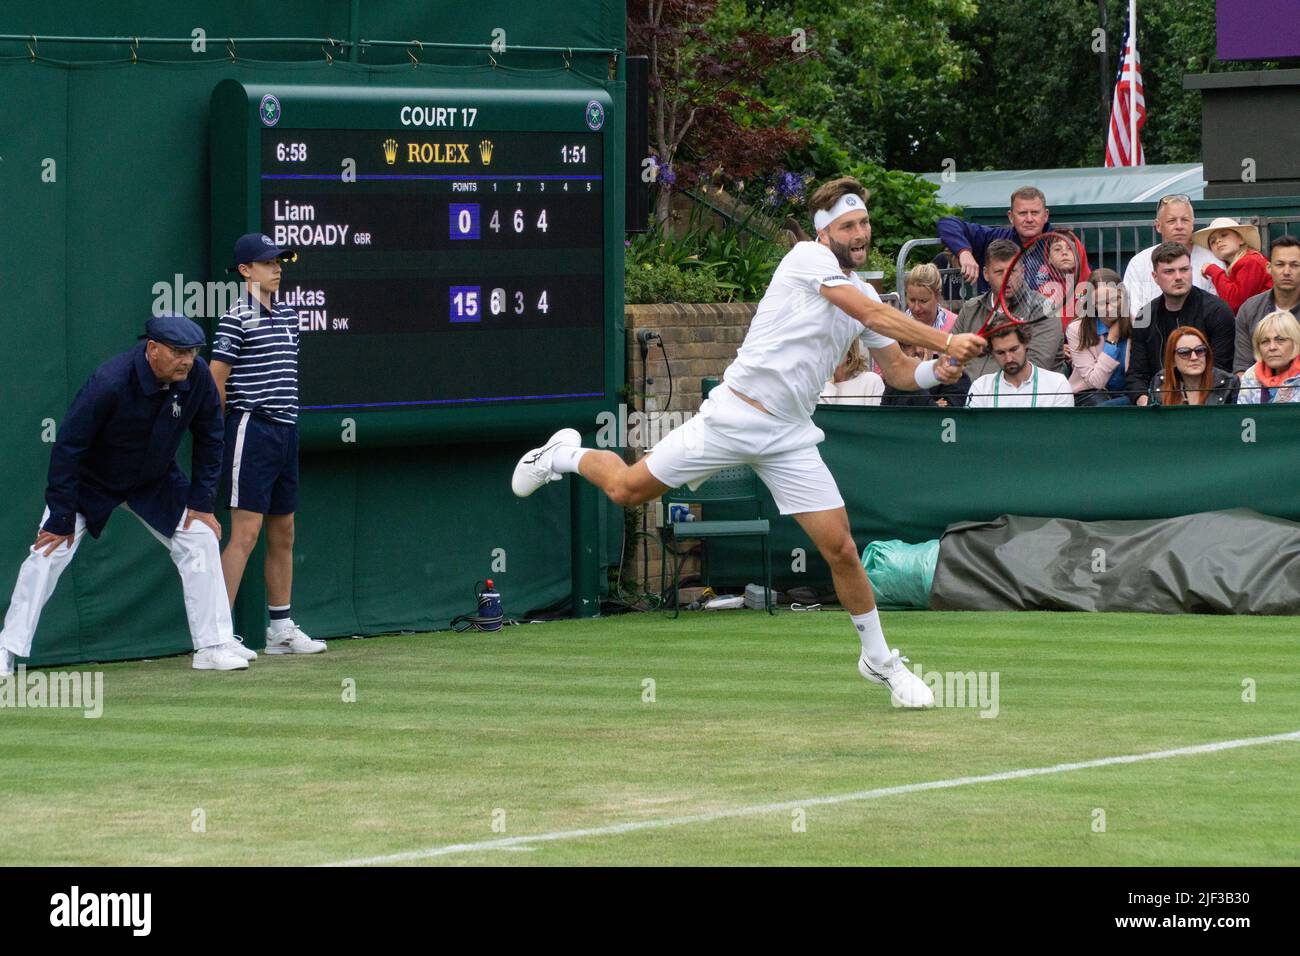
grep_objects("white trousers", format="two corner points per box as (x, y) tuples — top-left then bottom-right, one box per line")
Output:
(0, 507), (233, 659)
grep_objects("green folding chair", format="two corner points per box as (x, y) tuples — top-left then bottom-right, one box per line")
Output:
(662, 465), (774, 617)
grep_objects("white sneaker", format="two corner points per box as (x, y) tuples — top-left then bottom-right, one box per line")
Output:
(0, 647), (15, 676)
(265, 624), (327, 655)
(225, 636), (258, 662)
(193, 646), (249, 671)
(858, 650), (934, 709)
(511, 428), (581, 497)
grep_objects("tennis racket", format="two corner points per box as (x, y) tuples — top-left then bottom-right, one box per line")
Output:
(975, 229), (1084, 340)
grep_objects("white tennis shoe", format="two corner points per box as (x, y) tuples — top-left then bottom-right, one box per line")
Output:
(192, 646), (249, 671)
(859, 650), (934, 709)
(511, 428), (581, 497)
(224, 635), (258, 662)
(265, 624), (327, 655)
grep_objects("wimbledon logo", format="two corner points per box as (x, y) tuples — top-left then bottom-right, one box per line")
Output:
(259, 94), (281, 127)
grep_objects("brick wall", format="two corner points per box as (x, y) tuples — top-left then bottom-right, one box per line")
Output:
(618, 303), (757, 601)
(624, 303), (756, 417)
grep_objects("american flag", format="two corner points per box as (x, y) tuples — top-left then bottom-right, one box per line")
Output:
(1104, 19), (1146, 167)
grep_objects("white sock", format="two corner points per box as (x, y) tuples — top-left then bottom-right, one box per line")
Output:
(851, 608), (891, 667)
(551, 445), (590, 474)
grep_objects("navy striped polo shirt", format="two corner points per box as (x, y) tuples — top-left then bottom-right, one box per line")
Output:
(212, 294), (300, 425)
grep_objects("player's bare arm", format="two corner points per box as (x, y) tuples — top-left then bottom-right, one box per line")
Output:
(820, 284), (985, 361)
(873, 342), (964, 391)
(210, 359), (232, 408)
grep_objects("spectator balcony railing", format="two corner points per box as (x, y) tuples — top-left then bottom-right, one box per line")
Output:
(896, 214), (1300, 304)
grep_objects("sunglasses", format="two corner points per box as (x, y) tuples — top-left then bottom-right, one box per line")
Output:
(1157, 194), (1192, 208)
(1174, 346), (1208, 358)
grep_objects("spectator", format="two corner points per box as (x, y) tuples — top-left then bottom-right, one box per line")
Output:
(1237, 310), (1300, 404)
(1193, 218), (1272, 313)
(881, 297), (970, 407)
(930, 248), (968, 301)
(1036, 232), (1092, 330)
(1066, 269), (1134, 405)
(1126, 242), (1236, 406)
(1149, 326), (1238, 405)
(1234, 235), (1300, 373)
(967, 325), (1073, 408)
(1123, 194), (1226, 315)
(938, 186), (1089, 294)
(819, 340), (885, 406)
(904, 263), (959, 338)
(952, 239), (1066, 381)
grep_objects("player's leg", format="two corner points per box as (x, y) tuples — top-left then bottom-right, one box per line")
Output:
(221, 509), (264, 606)
(0, 509), (88, 675)
(790, 507), (876, 615)
(218, 410), (266, 607)
(512, 416), (717, 507)
(261, 426), (323, 654)
(263, 513), (324, 655)
(264, 512), (294, 608)
(129, 508), (248, 671)
(575, 452), (670, 507)
(754, 450), (933, 708)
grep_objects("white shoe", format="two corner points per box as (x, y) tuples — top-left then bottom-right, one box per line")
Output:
(511, 428), (581, 498)
(225, 636), (258, 662)
(193, 646), (249, 671)
(0, 647), (14, 676)
(265, 624), (327, 655)
(859, 650), (934, 709)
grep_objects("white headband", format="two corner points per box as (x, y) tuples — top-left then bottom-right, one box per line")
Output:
(813, 193), (865, 232)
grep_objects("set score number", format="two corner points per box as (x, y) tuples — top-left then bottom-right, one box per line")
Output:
(450, 203), (549, 240)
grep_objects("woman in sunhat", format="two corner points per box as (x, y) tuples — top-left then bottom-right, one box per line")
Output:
(1195, 217), (1272, 312)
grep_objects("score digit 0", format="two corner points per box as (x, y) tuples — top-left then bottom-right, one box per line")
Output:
(450, 203), (481, 240)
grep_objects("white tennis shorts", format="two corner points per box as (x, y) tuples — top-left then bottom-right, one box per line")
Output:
(644, 385), (845, 515)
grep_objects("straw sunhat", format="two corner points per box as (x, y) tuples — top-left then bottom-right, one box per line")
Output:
(1191, 217), (1262, 252)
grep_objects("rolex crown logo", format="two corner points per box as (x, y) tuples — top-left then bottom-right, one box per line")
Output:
(382, 137), (398, 165)
(479, 139), (494, 165)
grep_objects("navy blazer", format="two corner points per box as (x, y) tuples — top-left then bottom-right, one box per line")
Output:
(43, 345), (224, 538)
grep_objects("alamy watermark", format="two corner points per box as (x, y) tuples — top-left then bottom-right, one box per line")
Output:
(49, 886), (150, 936)
(595, 404), (699, 451)
(150, 275), (340, 330)
(1, 666), (104, 718)
(897, 665), (1000, 717)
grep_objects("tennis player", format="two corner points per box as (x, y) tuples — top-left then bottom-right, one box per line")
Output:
(512, 177), (985, 707)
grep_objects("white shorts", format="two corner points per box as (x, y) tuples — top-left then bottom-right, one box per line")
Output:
(644, 385), (845, 515)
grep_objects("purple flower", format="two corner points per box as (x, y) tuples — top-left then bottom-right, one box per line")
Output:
(659, 165), (677, 187)
(776, 170), (804, 200)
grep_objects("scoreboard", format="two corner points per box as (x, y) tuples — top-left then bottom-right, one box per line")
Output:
(210, 81), (621, 446)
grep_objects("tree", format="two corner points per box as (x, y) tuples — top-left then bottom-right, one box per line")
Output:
(628, 1), (811, 231)
(709, 0), (978, 170)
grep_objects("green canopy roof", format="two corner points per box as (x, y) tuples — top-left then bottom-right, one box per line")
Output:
(920, 163), (1207, 210)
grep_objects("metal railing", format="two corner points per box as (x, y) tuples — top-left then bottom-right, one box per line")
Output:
(896, 215), (1300, 302)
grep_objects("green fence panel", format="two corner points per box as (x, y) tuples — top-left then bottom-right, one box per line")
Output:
(706, 404), (1300, 594)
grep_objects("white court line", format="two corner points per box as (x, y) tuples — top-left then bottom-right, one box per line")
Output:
(322, 730), (1300, 867)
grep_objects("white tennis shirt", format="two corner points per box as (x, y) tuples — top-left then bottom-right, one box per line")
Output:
(723, 241), (896, 423)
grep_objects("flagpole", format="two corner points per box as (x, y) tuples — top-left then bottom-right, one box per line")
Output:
(1129, 0), (1137, 165)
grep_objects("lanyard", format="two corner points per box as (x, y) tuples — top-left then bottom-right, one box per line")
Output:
(993, 366), (1037, 408)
